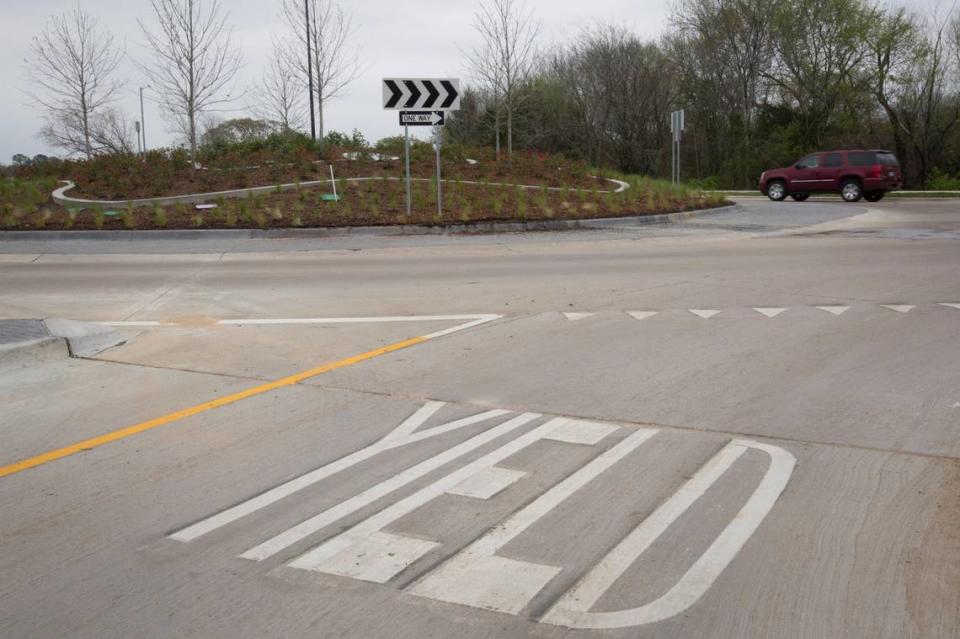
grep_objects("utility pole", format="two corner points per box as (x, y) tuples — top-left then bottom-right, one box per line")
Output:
(305, 0), (316, 141)
(139, 86), (149, 156)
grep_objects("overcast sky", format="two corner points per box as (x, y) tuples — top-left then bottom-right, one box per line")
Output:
(3, 0), (940, 162)
(0, 0), (678, 162)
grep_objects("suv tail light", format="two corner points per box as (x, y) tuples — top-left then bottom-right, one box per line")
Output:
(869, 165), (883, 178)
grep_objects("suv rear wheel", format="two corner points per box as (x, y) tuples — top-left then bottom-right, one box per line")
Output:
(790, 193), (810, 202)
(841, 179), (863, 202)
(767, 180), (787, 201)
(864, 191), (885, 202)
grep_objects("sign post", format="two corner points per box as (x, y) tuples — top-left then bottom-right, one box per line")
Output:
(433, 125), (443, 218)
(671, 109), (685, 186)
(383, 79), (461, 216)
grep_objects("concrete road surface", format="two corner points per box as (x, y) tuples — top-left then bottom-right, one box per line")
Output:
(1, 199), (958, 638)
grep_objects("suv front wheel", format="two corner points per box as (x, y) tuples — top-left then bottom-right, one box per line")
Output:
(841, 179), (863, 202)
(767, 180), (787, 201)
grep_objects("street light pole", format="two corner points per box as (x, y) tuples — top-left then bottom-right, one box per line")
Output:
(139, 86), (149, 157)
(305, 0), (316, 142)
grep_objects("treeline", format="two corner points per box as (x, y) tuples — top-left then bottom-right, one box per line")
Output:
(449, 0), (960, 188)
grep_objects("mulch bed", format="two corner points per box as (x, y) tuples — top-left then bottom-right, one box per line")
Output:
(2, 178), (725, 231)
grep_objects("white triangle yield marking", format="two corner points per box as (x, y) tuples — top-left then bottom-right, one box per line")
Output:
(689, 309), (721, 319)
(626, 311), (657, 321)
(815, 306), (850, 316)
(563, 312), (595, 321)
(881, 305), (915, 314)
(753, 307), (787, 318)
(939, 303), (960, 310)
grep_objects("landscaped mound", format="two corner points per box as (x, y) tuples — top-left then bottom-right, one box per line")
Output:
(2, 144), (727, 231)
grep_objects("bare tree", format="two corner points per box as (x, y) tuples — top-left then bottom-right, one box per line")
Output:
(278, 0), (362, 144)
(466, 0), (540, 158)
(250, 47), (307, 132)
(139, 0), (242, 165)
(25, 6), (124, 159)
(89, 109), (138, 155)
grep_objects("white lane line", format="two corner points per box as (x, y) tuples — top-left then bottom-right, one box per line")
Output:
(408, 428), (658, 614)
(882, 305), (915, 314)
(563, 313), (595, 321)
(689, 309), (721, 319)
(421, 315), (501, 339)
(939, 303), (960, 310)
(815, 305), (850, 315)
(753, 307), (787, 318)
(243, 412), (541, 562)
(626, 311), (658, 321)
(286, 416), (616, 580)
(170, 403), (508, 542)
(542, 439), (796, 629)
(216, 315), (498, 326)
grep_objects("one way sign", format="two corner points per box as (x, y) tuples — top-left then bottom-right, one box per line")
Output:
(400, 111), (445, 126)
(383, 79), (460, 111)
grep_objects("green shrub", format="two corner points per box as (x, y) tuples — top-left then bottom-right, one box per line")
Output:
(927, 169), (960, 190)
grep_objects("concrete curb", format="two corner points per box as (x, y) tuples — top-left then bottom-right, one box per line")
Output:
(51, 177), (631, 209)
(0, 319), (128, 369)
(0, 337), (69, 370)
(0, 204), (737, 241)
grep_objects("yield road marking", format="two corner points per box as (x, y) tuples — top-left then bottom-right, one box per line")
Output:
(240, 412), (541, 561)
(0, 315), (500, 479)
(882, 305), (915, 313)
(939, 303), (960, 310)
(689, 309), (722, 319)
(408, 427), (657, 613)
(626, 311), (658, 321)
(753, 307), (787, 318)
(541, 439), (795, 629)
(816, 305), (850, 315)
(172, 404), (796, 629)
(563, 313), (595, 321)
(286, 417), (621, 579)
(171, 403), (510, 542)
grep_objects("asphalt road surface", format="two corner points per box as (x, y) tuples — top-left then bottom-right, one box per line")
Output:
(1, 198), (958, 638)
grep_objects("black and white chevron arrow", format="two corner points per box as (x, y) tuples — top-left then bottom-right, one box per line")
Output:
(382, 79), (461, 111)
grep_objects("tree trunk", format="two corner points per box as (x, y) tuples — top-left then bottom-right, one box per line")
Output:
(495, 109), (501, 161)
(317, 93), (325, 147)
(507, 104), (513, 157)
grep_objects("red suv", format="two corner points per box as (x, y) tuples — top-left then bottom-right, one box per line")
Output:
(759, 150), (902, 202)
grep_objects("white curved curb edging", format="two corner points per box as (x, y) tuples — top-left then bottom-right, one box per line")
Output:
(52, 177), (631, 209)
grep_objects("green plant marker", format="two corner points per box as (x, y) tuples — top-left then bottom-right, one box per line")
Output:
(103, 210), (120, 217)
(321, 194), (338, 202)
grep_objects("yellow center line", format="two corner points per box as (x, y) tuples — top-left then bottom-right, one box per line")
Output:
(0, 335), (427, 479)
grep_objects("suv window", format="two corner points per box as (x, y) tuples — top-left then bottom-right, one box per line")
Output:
(823, 153), (843, 168)
(876, 152), (899, 166)
(797, 155), (819, 169)
(848, 151), (876, 166)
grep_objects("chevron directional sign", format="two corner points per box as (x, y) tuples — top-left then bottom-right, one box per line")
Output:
(383, 79), (461, 111)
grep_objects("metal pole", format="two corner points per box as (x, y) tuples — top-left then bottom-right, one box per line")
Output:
(436, 139), (442, 218)
(305, 0), (316, 141)
(139, 87), (147, 156)
(676, 138), (681, 185)
(404, 124), (412, 216)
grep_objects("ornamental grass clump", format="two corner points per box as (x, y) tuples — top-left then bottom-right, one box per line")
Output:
(153, 206), (168, 228)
